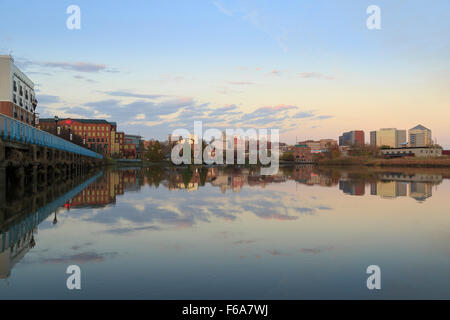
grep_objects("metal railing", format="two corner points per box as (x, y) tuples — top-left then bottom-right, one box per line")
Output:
(1, 114), (103, 159)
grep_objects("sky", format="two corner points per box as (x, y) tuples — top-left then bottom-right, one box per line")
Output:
(1, 0), (449, 146)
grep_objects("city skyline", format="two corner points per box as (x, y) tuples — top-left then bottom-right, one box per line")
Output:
(1, 1), (449, 147)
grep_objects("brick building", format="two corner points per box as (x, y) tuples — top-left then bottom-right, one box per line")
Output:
(293, 144), (313, 163)
(123, 137), (137, 159)
(39, 118), (112, 155)
(109, 122), (121, 157)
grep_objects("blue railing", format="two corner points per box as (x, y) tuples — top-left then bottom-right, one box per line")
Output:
(0, 115), (102, 159)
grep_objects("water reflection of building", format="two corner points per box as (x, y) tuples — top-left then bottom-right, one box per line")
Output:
(409, 182), (433, 201)
(71, 170), (138, 208)
(290, 166), (338, 187)
(339, 180), (365, 196)
(367, 173), (441, 201)
(65, 167), (444, 202)
(372, 181), (408, 198)
(166, 168), (219, 192)
(339, 172), (441, 201)
(0, 226), (35, 279)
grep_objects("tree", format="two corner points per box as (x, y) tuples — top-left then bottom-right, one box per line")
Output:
(281, 152), (294, 161)
(323, 144), (341, 159)
(144, 141), (163, 162)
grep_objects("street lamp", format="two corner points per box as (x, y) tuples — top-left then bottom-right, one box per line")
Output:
(54, 115), (59, 135)
(84, 133), (87, 145)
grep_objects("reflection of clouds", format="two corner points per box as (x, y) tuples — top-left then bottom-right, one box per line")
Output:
(26, 252), (117, 264)
(216, 231), (244, 239)
(232, 240), (256, 245)
(299, 246), (335, 254)
(70, 173), (333, 234)
(106, 225), (161, 235)
(239, 255), (261, 259)
(266, 249), (290, 256)
(71, 242), (94, 251)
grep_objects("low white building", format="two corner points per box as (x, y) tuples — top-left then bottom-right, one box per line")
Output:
(0, 55), (37, 125)
(381, 147), (442, 158)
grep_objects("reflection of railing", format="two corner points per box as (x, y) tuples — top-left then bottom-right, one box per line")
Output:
(1, 171), (103, 254)
(0, 114), (102, 159)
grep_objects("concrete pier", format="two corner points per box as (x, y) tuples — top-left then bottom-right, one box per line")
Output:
(0, 137), (103, 192)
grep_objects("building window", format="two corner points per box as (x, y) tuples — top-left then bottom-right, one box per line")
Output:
(25, 90), (28, 100)
(13, 94), (17, 103)
(13, 81), (17, 92)
(19, 98), (23, 107)
(19, 86), (23, 96)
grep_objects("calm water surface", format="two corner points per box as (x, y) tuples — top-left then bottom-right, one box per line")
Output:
(1, 165), (449, 299)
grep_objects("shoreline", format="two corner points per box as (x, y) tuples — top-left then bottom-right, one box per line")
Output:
(108, 158), (450, 170)
(316, 157), (450, 168)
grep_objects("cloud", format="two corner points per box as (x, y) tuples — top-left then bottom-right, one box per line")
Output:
(40, 90), (332, 140)
(299, 72), (335, 80)
(314, 115), (333, 120)
(73, 75), (97, 83)
(270, 69), (282, 75)
(240, 105), (296, 122)
(227, 81), (254, 85)
(42, 61), (107, 73)
(37, 94), (60, 104)
(104, 91), (166, 99)
(293, 111), (315, 118)
(212, 0), (233, 16)
(15, 57), (116, 73)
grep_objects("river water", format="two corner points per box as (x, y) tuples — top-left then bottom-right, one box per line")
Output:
(1, 165), (449, 299)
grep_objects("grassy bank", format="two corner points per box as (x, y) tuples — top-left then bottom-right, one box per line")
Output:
(317, 156), (450, 168)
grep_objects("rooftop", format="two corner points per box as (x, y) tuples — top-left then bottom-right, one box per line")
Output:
(410, 124), (430, 131)
(40, 118), (112, 125)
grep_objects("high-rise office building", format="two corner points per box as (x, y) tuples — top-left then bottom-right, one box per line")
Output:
(408, 124), (432, 147)
(371, 128), (407, 148)
(338, 130), (365, 146)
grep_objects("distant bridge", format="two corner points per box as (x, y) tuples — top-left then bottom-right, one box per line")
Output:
(0, 114), (104, 194)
